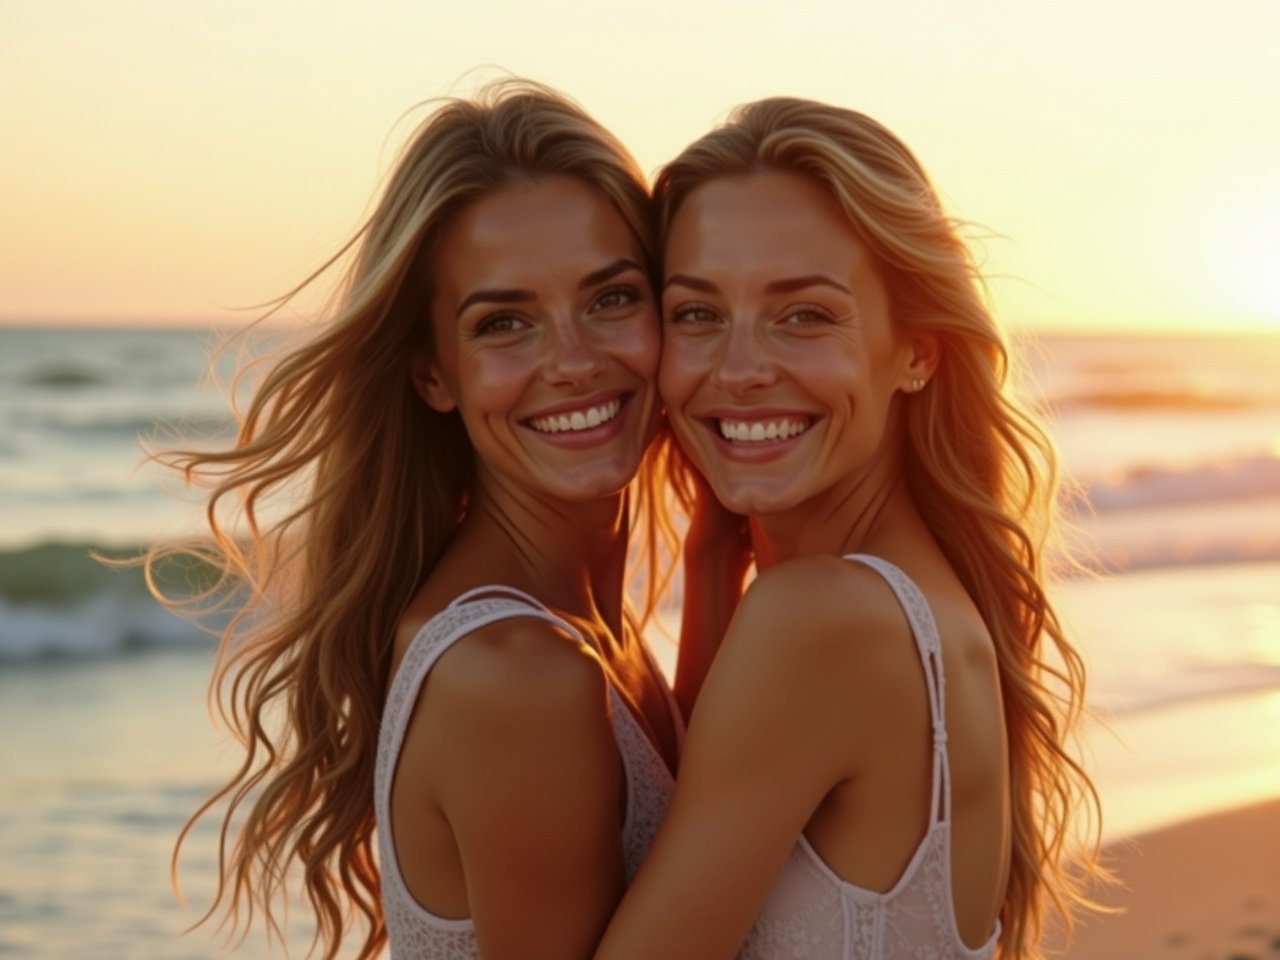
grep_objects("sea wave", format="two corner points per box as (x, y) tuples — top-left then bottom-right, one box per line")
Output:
(19, 364), (108, 388)
(1019, 331), (1280, 413)
(0, 595), (211, 661)
(1059, 453), (1280, 573)
(1050, 388), (1272, 412)
(0, 543), (218, 662)
(10, 410), (237, 440)
(1094, 663), (1280, 716)
(1065, 463), (1280, 573)
(1078, 452), (1280, 512)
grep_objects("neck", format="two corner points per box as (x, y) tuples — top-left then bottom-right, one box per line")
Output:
(750, 443), (915, 569)
(458, 468), (632, 636)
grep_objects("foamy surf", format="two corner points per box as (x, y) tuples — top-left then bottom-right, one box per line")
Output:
(0, 543), (217, 661)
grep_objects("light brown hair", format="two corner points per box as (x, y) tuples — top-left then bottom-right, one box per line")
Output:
(149, 79), (670, 959)
(653, 97), (1103, 957)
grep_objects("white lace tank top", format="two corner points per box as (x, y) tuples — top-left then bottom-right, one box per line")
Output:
(374, 586), (681, 959)
(739, 555), (1000, 960)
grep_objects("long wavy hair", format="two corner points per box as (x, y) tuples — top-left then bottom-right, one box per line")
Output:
(148, 80), (674, 960)
(652, 98), (1103, 956)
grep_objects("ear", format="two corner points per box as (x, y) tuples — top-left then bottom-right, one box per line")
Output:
(899, 331), (940, 394)
(410, 353), (457, 413)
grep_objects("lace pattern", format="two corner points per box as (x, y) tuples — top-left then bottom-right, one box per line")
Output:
(374, 588), (675, 959)
(608, 683), (674, 878)
(738, 555), (999, 960)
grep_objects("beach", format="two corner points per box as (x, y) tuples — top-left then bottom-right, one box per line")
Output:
(1063, 798), (1280, 960)
(2, 326), (1279, 957)
(3, 636), (1277, 958)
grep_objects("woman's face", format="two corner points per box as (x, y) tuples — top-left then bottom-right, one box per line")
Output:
(659, 170), (919, 518)
(421, 175), (660, 503)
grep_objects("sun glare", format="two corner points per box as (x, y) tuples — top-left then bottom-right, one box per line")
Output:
(1214, 198), (1280, 329)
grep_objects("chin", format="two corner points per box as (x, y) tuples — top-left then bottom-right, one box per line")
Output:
(706, 477), (800, 518)
(547, 467), (638, 503)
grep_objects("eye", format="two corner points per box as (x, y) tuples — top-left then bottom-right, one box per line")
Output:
(590, 284), (643, 313)
(780, 305), (834, 326)
(473, 313), (530, 337)
(669, 303), (720, 326)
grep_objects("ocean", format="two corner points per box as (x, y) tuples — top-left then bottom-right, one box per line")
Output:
(2, 325), (1278, 958)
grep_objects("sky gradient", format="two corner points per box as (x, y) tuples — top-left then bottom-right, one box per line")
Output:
(3, 0), (1278, 332)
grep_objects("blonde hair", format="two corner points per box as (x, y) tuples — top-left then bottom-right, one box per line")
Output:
(151, 80), (668, 960)
(653, 98), (1102, 956)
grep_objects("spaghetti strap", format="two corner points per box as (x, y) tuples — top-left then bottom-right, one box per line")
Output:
(448, 584), (552, 611)
(842, 554), (952, 823)
(740, 557), (998, 958)
(452, 586), (685, 746)
(375, 586), (677, 955)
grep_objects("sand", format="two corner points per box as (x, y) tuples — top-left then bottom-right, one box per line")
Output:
(1059, 797), (1280, 959)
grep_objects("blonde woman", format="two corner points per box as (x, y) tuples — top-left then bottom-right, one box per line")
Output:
(155, 82), (687, 960)
(595, 98), (1101, 959)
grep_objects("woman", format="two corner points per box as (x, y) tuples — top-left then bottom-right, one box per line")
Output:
(153, 81), (685, 960)
(595, 98), (1102, 959)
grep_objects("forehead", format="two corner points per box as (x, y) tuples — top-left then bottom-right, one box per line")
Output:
(664, 170), (870, 280)
(435, 175), (640, 292)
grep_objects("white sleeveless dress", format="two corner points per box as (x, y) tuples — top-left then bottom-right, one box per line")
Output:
(374, 586), (681, 959)
(739, 555), (1000, 960)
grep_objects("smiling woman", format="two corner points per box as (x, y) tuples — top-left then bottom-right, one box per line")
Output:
(416, 176), (659, 500)
(594, 96), (1105, 960)
(658, 171), (928, 517)
(145, 80), (683, 960)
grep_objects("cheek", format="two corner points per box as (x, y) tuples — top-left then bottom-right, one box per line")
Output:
(611, 312), (661, 378)
(785, 338), (864, 395)
(658, 339), (700, 409)
(585, 312), (660, 382)
(455, 349), (532, 414)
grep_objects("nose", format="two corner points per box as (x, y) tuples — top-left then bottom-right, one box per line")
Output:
(543, 315), (606, 386)
(711, 319), (775, 395)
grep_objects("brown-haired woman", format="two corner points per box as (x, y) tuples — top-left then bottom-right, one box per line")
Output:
(153, 81), (684, 960)
(594, 97), (1103, 959)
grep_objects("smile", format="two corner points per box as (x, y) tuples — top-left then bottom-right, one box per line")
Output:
(528, 397), (624, 435)
(717, 417), (811, 444)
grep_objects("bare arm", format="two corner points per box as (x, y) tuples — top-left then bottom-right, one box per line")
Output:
(430, 623), (625, 959)
(597, 558), (897, 959)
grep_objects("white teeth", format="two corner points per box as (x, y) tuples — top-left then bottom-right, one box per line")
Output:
(530, 398), (622, 434)
(718, 418), (809, 444)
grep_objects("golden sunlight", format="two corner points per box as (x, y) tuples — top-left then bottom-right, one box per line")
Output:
(1214, 198), (1280, 329)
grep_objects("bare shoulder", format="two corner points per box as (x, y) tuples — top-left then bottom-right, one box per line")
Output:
(729, 555), (915, 666)
(681, 555), (926, 791)
(427, 616), (611, 732)
(389, 614), (625, 957)
(394, 612), (620, 826)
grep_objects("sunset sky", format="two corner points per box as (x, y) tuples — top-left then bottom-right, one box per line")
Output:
(2, 0), (1278, 332)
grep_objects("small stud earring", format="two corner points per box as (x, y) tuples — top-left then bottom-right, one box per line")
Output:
(911, 378), (926, 392)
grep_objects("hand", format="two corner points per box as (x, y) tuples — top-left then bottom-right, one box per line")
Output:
(674, 468), (753, 719)
(683, 470), (753, 582)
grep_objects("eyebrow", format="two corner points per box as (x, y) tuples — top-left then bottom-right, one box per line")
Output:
(455, 258), (645, 318)
(663, 273), (852, 296)
(580, 258), (645, 290)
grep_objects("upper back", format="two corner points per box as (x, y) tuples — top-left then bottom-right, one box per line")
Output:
(740, 554), (1005, 959)
(375, 586), (677, 957)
